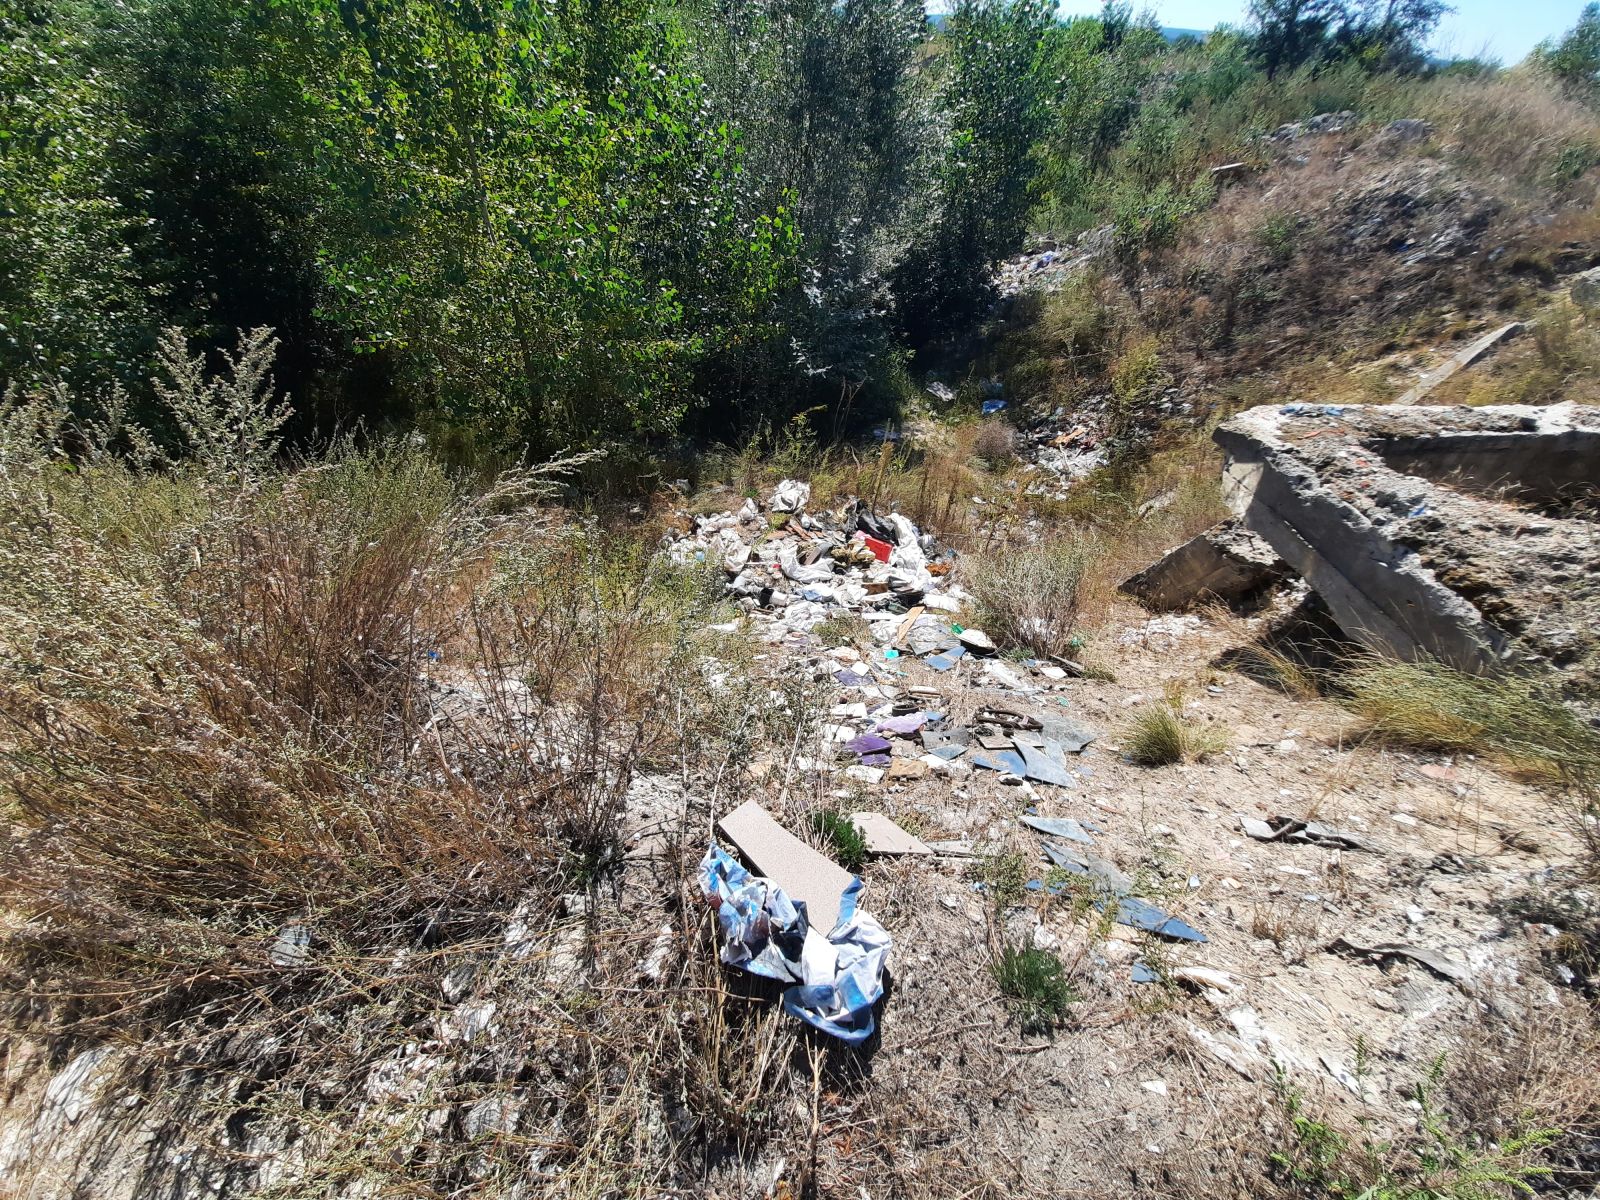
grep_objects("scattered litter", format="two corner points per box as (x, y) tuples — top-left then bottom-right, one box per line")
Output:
(1042, 842), (1133, 894)
(1330, 937), (1467, 984)
(1140, 1080), (1169, 1097)
(1017, 741), (1077, 788)
(975, 708), (1042, 731)
(1171, 966), (1238, 995)
(270, 923), (311, 968)
(874, 712), (929, 737)
(1105, 897), (1207, 942)
(844, 734), (892, 758)
(1021, 814), (1093, 844)
(958, 628), (996, 654)
(699, 844), (888, 1045)
(973, 748), (1027, 776)
(1043, 716), (1098, 753)
(717, 800), (858, 935)
(1131, 960), (1160, 984)
(851, 812), (932, 856)
(1240, 814), (1376, 851)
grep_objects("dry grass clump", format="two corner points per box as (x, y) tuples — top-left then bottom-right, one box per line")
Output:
(967, 532), (1104, 658)
(0, 328), (727, 1034)
(1122, 701), (1229, 767)
(1445, 1001), (1600, 1193)
(971, 416), (1017, 467)
(1366, 70), (1600, 196)
(1445, 301), (1600, 408)
(1341, 657), (1600, 785)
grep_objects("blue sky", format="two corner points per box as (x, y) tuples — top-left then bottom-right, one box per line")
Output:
(939, 2), (1588, 65)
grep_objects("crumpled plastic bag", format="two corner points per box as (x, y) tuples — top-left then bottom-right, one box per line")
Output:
(768, 479), (811, 513)
(698, 844), (890, 1045)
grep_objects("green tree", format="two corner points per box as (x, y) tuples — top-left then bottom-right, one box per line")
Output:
(1539, 3), (1600, 96)
(1249, 0), (1348, 76)
(675, 0), (930, 421)
(0, 0), (153, 388)
(295, 0), (792, 448)
(895, 0), (1055, 341)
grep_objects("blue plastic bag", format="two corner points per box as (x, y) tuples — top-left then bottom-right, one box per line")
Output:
(698, 845), (891, 1045)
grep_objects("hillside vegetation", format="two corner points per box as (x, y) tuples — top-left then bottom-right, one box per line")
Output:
(5, 1), (1600, 1198)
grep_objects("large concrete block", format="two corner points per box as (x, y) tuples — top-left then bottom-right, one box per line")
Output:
(1121, 518), (1289, 611)
(1214, 403), (1600, 686)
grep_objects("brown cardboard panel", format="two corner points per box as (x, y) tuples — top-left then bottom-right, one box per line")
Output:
(716, 800), (857, 934)
(850, 812), (932, 856)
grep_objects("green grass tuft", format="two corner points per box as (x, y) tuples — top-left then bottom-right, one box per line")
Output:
(1342, 658), (1600, 787)
(992, 943), (1077, 1034)
(811, 809), (868, 874)
(1123, 703), (1228, 766)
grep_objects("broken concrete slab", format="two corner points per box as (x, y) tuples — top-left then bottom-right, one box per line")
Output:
(1394, 322), (1524, 406)
(716, 800), (857, 935)
(1120, 518), (1290, 611)
(850, 812), (931, 856)
(1215, 402), (1600, 682)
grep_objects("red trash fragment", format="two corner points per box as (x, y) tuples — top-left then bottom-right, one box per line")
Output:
(861, 536), (892, 563)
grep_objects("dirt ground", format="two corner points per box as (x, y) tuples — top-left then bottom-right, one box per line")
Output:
(723, 592), (1594, 1198)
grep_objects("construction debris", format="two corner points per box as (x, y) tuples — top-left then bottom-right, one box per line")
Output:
(851, 812), (932, 856)
(1330, 937), (1468, 985)
(1120, 518), (1289, 612)
(1240, 814), (1378, 852)
(717, 799), (857, 935)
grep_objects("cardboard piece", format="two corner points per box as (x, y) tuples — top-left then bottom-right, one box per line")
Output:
(851, 812), (932, 856)
(716, 800), (857, 935)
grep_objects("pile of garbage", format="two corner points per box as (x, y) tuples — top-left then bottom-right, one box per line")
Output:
(993, 226), (1112, 299)
(666, 480), (968, 639)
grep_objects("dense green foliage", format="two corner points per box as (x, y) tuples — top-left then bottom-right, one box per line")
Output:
(0, 0), (1585, 458)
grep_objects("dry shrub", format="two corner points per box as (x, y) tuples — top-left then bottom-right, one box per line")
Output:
(1445, 1001), (1600, 1193)
(968, 532), (1103, 658)
(971, 417), (1017, 467)
(0, 330), (722, 1033)
(1446, 301), (1600, 408)
(1365, 70), (1600, 197)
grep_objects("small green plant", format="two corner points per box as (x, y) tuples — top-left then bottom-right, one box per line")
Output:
(972, 850), (1030, 908)
(991, 943), (1077, 1034)
(810, 809), (867, 874)
(1268, 1063), (1562, 1200)
(1123, 703), (1228, 766)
